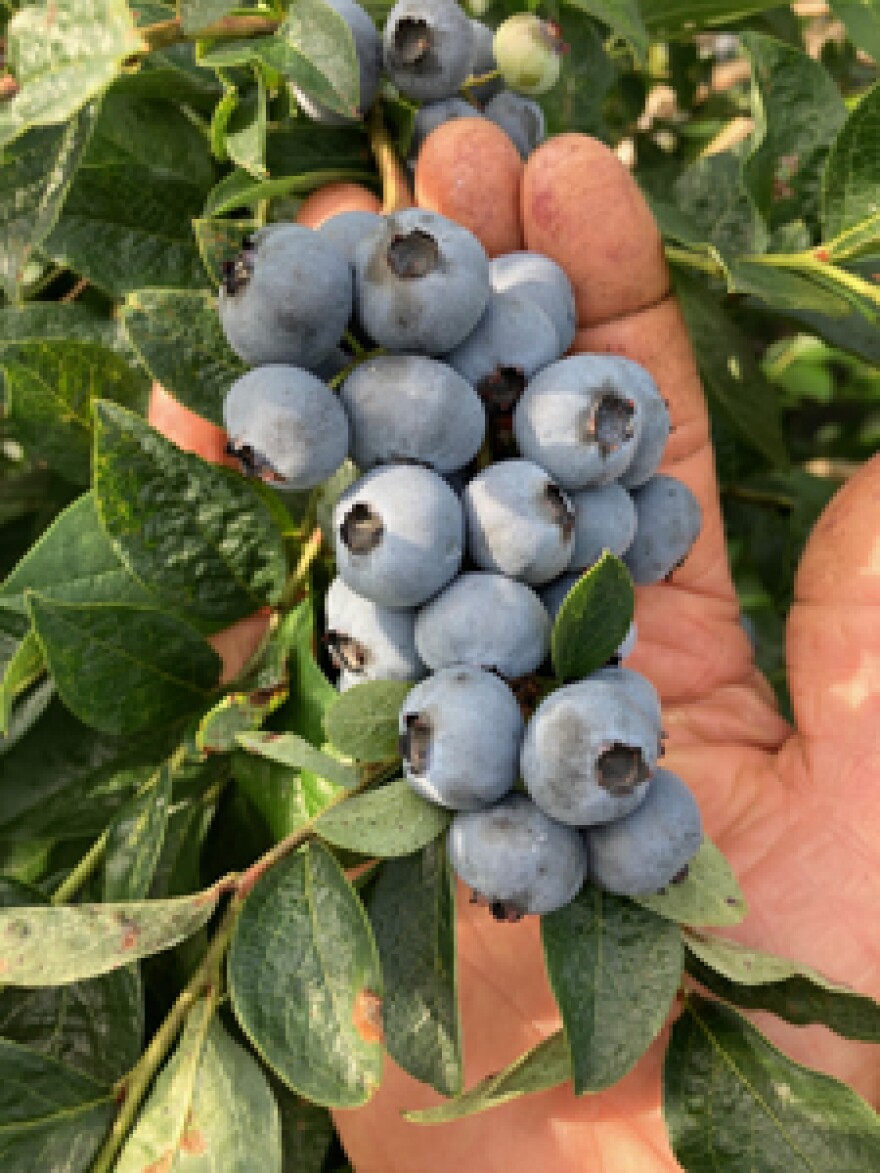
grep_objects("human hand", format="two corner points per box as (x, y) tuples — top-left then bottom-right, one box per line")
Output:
(149, 129), (880, 1173)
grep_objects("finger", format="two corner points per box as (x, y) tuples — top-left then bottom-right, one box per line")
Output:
(295, 181), (381, 228)
(415, 118), (525, 257)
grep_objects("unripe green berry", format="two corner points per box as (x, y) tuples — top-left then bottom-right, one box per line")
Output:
(492, 14), (563, 96)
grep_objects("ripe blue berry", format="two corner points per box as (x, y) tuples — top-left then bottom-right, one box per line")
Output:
(325, 576), (425, 690)
(623, 474), (702, 584)
(383, 0), (475, 103)
(489, 251), (575, 352)
(483, 90), (546, 158)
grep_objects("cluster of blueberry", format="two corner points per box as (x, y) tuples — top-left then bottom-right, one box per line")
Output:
(299, 0), (555, 160)
(218, 198), (704, 921)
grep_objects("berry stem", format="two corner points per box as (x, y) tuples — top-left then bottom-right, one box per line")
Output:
(369, 106), (412, 213)
(280, 526), (324, 608)
(460, 67), (501, 98)
(137, 14), (280, 55)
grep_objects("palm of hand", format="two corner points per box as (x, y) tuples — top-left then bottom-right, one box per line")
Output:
(149, 134), (880, 1173)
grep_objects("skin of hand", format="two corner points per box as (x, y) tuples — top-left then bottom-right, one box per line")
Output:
(149, 132), (880, 1173)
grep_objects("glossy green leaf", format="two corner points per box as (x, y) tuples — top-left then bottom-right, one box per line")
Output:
(103, 768), (172, 902)
(404, 1031), (571, 1124)
(0, 493), (156, 617)
(225, 78), (267, 179)
(369, 841), (462, 1096)
(672, 152), (769, 258)
(323, 679), (411, 762)
(551, 553), (634, 683)
(265, 122), (373, 177)
(233, 750), (342, 842)
(0, 1038), (116, 1170)
(93, 400), (287, 631)
(270, 0), (361, 118)
(0, 301), (127, 354)
(541, 885), (682, 1093)
(229, 841), (383, 1107)
(283, 601), (338, 747)
(740, 32), (846, 231)
(203, 166), (375, 218)
(0, 885), (221, 985)
(566, 0), (648, 62)
(27, 594), (221, 735)
(121, 288), (246, 427)
(317, 779), (450, 858)
(665, 997), (880, 1170)
(0, 629), (45, 736)
(823, 80), (880, 240)
(44, 162), (209, 296)
(0, 103), (98, 300)
(0, 0), (142, 148)
(632, 837), (748, 926)
(1, 340), (150, 485)
(237, 731), (359, 790)
(180, 0), (237, 33)
(684, 930), (880, 1040)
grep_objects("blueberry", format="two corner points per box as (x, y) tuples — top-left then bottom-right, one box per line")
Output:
(466, 19), (504, 103)
(493, 14), (563, 96)
(617, 364), (670, 489)
(339, 354), (485, 473)
(410, 97), (482, 162)
(444, 290), (561, 419)
(294, 0), (382, 122)
(219, 225), (352, 368)
(223, 365), (349, 491)
(400, 666), (523, 809)
(448, 793), (588, 918)
(483, 91), (546, 158)
(622, 475), (702, 584)
(354, 208), (491, 354)
(317, 210), (384, 268)
(383, 0), (475, 103)
(568, 481), (637, 570)
(463, 459), (575, 586)
(489, 251), (575, 353)
(513, 355), (645, 491)
(589, 665), (661, 730)
(539, 574), (637, 663)
(334, 464), (463, 607)
(325, 576), (425, 689)
(521, 677), (661, 826)
(415, 571), (551, 678)
(585, 768), (703, 896)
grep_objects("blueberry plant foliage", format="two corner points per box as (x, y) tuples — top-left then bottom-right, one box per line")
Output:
(0, 0), (879, 1170)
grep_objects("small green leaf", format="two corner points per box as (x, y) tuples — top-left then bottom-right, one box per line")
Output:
(93, 400), (287, 632)
(203, 166), (376, 218)
(632, 837), (748, 927)
(225, 77), (268, 179)
(404, 1031), (571, 1124)
(0, 1039), (116, 1170)
(551, 553), (634, 684)
(229, 841), (383, 1107)
(822, 79), (880, 240)
(121, 288), (246, 427)
(324, 679), (411, 762)
(565, 0), (648, 63)
(317, 779), (450, 858)
(197, 685), (288, 756)
(541, 885), (683, 1093)
(369, 841), (462, 1096)
(0, 0), (143, 148)
(103, 768), (172, 902)
(274, 0), (361, 118)
(684, 930), (880, 1040)
(236, 731), (358, 790)
(665, 997), (880, 1170)
(0, 885), (222, 985)
(27, 594), (221, 736)
(0, 630), (45, 736)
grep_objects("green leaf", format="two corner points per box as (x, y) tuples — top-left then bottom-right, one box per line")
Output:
(265, 122), (373, 178)
(0, 301), (126, 353)
(236, 731), (359, 790)
(684, 930), (880, 1040)
(121, 288), (246, 427)
(0, 885), (222, 985)
(283, 601), (338, 746)
(43, 162), (209, 296)
(203, 165), (376, 218)
(368, 841), (462, 1096)
(103, 768), (172, 901)
(0, 1038), (116, 1169)
(234, 749), (342, 842)
(27, 594), (221, 736)
(566, 0), (648, 63)
(0, 492), (156, 617)
(267, 0), (361, 118)
(672, 152), (769, 259)
(641, 0), (794, 36)
(404, 1031), (571, 1124)
(740, 32), (847, 231)
(829, 1), (880, 63)
(665, 997), (880, 1170)
(539, 9), (616, 139)
(0, 629), (45, 736)
(551, 553), (634, 683)
(116, 1009), (282, 1173)
(196, 686), (288, 755)
(229, 841), (383, 1107)
(269, 1083), (334, 1173)
(822, 79), (880, 240)
(0, 102), (98, 300)
(632, 836), (748, 926)
(1, 340), (150, 484)
(0, 0), (143, 148)
(225, 77), (268, 179)
(323, 679), (411, 762)
(180, 0), (237, 34)
(541, 886), (682, 1093)
(317, 779), (450, 858)
(93, 400), (287, 632)
(673, 267), (788, 465)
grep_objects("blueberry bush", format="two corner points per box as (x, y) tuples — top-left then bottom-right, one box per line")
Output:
(1, 1), (879, 1170)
